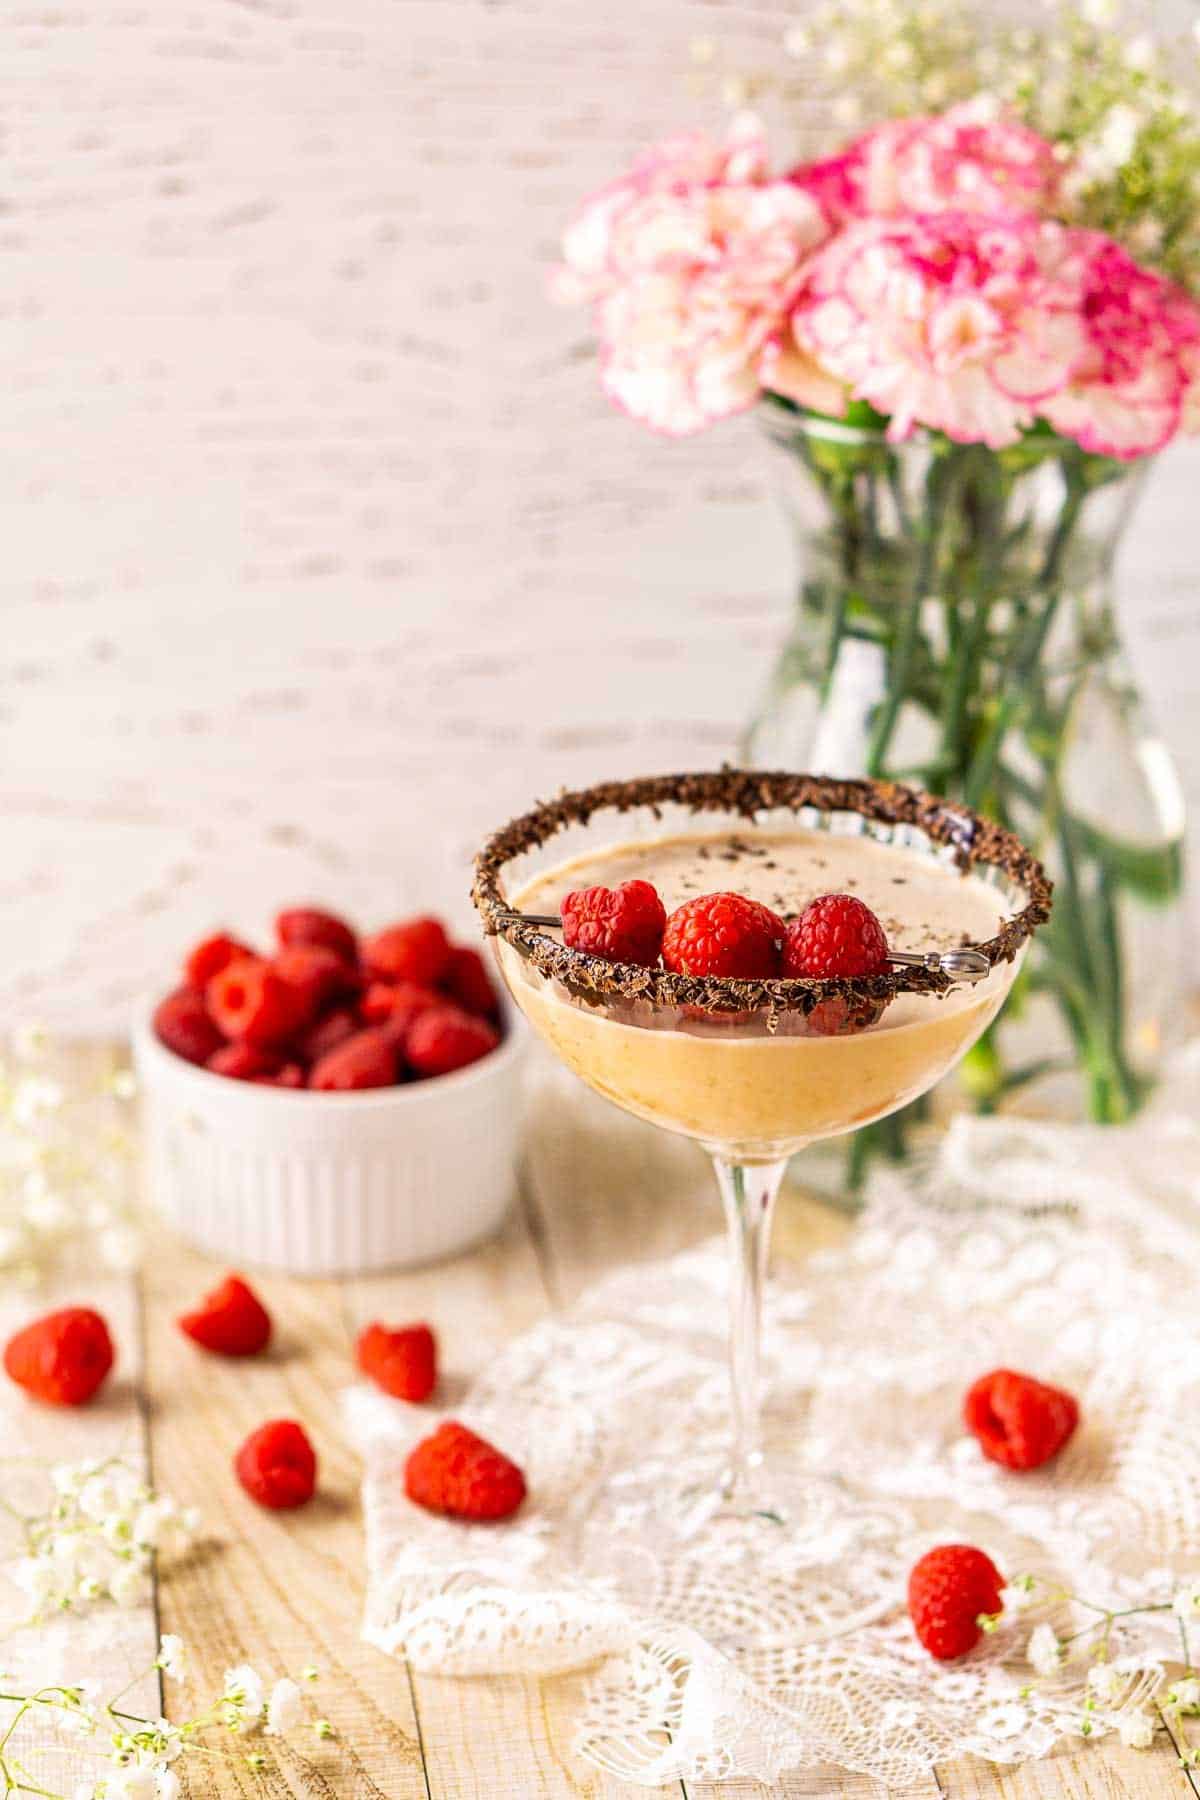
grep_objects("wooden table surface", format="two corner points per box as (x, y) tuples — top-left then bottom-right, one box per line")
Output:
(3, 1064), (1194, 1800)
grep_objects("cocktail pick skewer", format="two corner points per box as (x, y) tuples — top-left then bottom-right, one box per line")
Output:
(497, 910), (992, 984)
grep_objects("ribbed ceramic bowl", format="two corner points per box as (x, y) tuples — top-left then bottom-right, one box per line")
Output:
(132, 998), (528, 1276)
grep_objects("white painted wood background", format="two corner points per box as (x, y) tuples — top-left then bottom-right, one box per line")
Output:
(3, 0), (1198, 1033)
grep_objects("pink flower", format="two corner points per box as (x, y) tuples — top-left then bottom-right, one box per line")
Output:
(1039, 232), (1200, 458)
(789, 211), (1083, 447)
(791, 98), (1062, 225)
(554, 121), (830, 434)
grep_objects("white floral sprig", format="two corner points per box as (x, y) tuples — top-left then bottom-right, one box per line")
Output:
(979, 1571), (1200, 1761)
(0, 1027), (140, 1286)
(0, 1638), (331, 1798)
(4, 1459), (200, 1624)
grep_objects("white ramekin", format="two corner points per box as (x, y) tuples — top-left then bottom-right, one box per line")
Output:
(132, 999), (529, 1277)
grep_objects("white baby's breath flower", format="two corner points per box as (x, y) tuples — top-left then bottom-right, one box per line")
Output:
(106, 1764), (159, 1800)
(1080, 0), (1117, 22)
(999, 1576), (1037, 1613)
(1087, 1660), (1125, 1702)
(134, 1498), (179, 1551)
(1028, 1623), (1063, 1677)
(156, 1772), (181, 1800)
(1117, 1708), (1155, 1749)
(1126, 33), (1156, 72)
(223, 1664), (266, 1729)
(109, 1561), (150, 1609)
(1173, 1578), (1200, 1619)
(12, 1556), (61, 1610)
(157, 1634), (187, 1681)
(1166, 1676), (1200, 1712)
(265, 1677), (303, 1736)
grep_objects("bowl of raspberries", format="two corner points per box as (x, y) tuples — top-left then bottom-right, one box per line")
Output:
(133, 906), (527, 1276)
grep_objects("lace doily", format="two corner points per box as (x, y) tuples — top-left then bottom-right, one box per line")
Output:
(349, 1048), (1200, 1786)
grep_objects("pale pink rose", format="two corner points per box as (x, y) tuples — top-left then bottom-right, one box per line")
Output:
(789, 211), (1083, 447)
(791, 98), (1062, 224)
(595, 180), (830, 434)
(1039, 231), (1200, 458)
(551, 115), (772, 306)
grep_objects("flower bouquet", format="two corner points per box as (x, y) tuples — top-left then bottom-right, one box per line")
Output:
(554, 0), (1200, 1153)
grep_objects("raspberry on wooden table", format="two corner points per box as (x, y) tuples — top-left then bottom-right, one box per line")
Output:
(308, 1029), (397, 1091)
(908, 1544), (1004, 1660)
(404, 1420), (526, 1521)
(441, 944), (501, 1019)
(154, 988), (226, 1066)
(661, 893), (783, 980)
(407, 1006), (499, 1078)
(964, 1368), (1080, 1471)
(364, 917), (452, 988)
(561, 879), (667, 967)
(178, 1274), (272, 1357)
(781, 893), (890, 979)
(206, 959), (307, 1048)
(235, 1419), (317, 1510)
(184, 932), (255, 992)
(276, 906), (358, 965)
(3, 1307), (115, 1407)
(356, 1321), (437, 1402)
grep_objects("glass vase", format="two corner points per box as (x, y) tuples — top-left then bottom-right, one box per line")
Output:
(746, 400), (1187, 1150)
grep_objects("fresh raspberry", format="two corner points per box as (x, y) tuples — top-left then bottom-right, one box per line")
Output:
(3, 1307), (115, 1407)
(661, 893), (783, 979)
(441, 945), (501, 1019)
(363, 917), (452, 988)
(356, 1321), (437, 1402)
(154, 987), (225, 1066)
(908, 1544), (1004, 1661)
(782, 893), (890, 979)
(276, 906), (358, 965)
(308, 1029), (397, 1091)
(561, 880), (667, 968)
(272, 944), (354, 1022)
(206, 959), (306, 1048)
(404, 1420), (526, 1521)
(207, 1042), (281, 1082)
(295, 1006), (359, 1065)
(407, 1006), (499, 1079)
(178, 1274), (272, 1356)
(360, 980), (442, 1053)
(234, 1419), (317, 1510)
(254, 1062), (305, 1089)
(802, 994), (889, 1039)
(963, 1369), (1080, 1472)
(184, 932), (256, 992)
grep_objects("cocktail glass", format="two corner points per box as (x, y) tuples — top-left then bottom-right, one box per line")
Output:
(473, 770), (1051, 1526)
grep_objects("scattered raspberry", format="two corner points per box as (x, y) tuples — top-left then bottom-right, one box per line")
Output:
(206, 959), (306, 1048)
(3, 1307), (115, 1407)
(276, 906), (358, 965)
(363, 917), (452, 988)
(782, 893), (890, 979)
(404, 1420), (526, 1521)
(963, 1369), (1080, 1471)
(254, 1062), (305, 1089)
(407, 1006), (499, 1079)
(273, 944), (354, 1022)
(360, 980), (442, 1052)
(356, 1321), (437, 1402)
(908, 1544), (1004, 1660)
(441, 945), (501, 1018)
(184, 932), (255, 992)
(802, 995), (889, 1038)
(154, 987), (225, 1066)
(561, 880), (667, 967)
(295, 1006), (359, 1065)
(207, 1042), (281, 1081)
(308, 1029), (397, 1091)
(178, 1274), (272, 1357)
(661, 893), (783, 979)
(234, 1419), (317, 1510)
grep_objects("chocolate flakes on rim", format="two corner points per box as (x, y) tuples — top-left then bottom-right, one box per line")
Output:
(471, 769), (1053, 1018)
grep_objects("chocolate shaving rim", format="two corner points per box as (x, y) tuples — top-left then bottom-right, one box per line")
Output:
(470, 769), (1053, 1016)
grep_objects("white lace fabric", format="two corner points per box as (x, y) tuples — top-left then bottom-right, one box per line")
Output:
(349, 1048), (1200, 1786)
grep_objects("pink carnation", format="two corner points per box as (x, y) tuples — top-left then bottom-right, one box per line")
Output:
(553, 121), (830, 434)
(1038, 232), (1200, 459)
(792, 98), (1062, 225)
(789, 211), (1084, 448)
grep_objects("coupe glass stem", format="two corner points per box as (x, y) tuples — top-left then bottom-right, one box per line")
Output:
(711, 1153), (788, 1507)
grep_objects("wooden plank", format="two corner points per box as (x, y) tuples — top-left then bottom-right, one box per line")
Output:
(139, 1231), (429, 1800)
(937, 1738), (1198, 1800)
(345, 1190), (682, 1800)
(0, 1269), (160, 1791)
